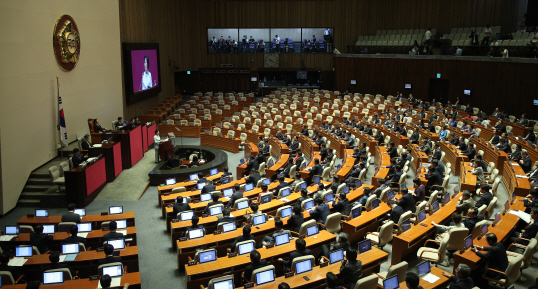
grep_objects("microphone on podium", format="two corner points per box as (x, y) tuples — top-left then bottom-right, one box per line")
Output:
(175, 127), (181, 132)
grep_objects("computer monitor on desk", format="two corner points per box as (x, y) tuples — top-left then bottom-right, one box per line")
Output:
(464, 235), (473, 250)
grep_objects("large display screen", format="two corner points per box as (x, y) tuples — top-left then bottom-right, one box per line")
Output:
(131, 49), (159, 92)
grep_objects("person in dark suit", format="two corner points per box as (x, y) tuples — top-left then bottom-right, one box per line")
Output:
(475, 184), (493, 209)
(243, 250), (268, 283)
(344, 132), (355, 147)
(201, 180), (217, 195)
(521, 189), (538, 213)
(278, 238), (312, 269)
(307, 158), (323, 184)
(98, 244), (123, 266)
(173, 197), (191, 216)
(489, 130), (501, 145)
(245, 155), (260, 175)
(397, 188), (416, 213)
(273, 175), (288, 197)
(495, 120), (506, 134)
(0, 251), (21, 280)
(64, 225), (87, 248)
(181, 215), (205, 238)
(387, 142), (398, 159)
(296, 189), (310, 207)
(62, 203), (81, 223)
(471, 233), (509, 288)
(282, 157), (295, 176)
(424, 167), (442, 195)
(281, 133), (291, 147)
(72, 148), (84, 168)
(519, 151), (532, 173)
(405, 272), (424, 289)
(44, 251), (76, 277)
(419, 139), (432, 156)
(113, 117), (124, 130)
(30, 224), (53, 254)
(288, 203), (305, 235)
(321, 233), (350, 259)
(463, 208), (484, 232)
(227, 184), (244, 208)
(496, 138), (511, 154)
(245, 170), (261, 187)
(310, 197), (330, 224)
(431, 143), (442, 161)
(386, 166), (403, 188)
(462, 143), (476, 160)
(215, 207), (237, 230)
(81, 134), (92, 151)
(319, 143), (328, 161)
(221, 167), (232, 179)
(92, 118), (110, 133)
(333, 192), (351, 216)
(442, 263), (474, 289)
(231, 226), (255, 252)
(326, 272), (344, 289)
(330, 175), (341, 194)
(524, 128), (536, 143)
(203, 193), (223, 214)
(338, 248), (362, 289)
(196, 172), (206, 184)
(102, 221), (125, 242)
(373, 130), (384, 143)
(261, 139), (271, 157)
(300, 125), (309, 136)
(510, 207), (538, 245)
(510, 144), (523, 161)
(431, 160), (445, 176)
(289, 136), (300, 153)
(388, 200), (404, 223)
(363, 124), (373, 135)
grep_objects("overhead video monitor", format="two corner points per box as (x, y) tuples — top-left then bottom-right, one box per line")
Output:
(251, 77), (258, 82)
(350, 80), (357, 85)
(405, 84), (412, 89)
(123, 43), (162, 105)
(464, 89), (471, 96)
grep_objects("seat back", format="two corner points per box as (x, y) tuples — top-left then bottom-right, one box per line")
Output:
(290, 255), (315, 275)
(49, 166), (61, 182)
(472, 220), (489, 239)
(0, 271), (15, 285)
(19, 225), (34, 233)
(171, 186), (186, 194)
(378, 221), (394, 247)
(258, 162), (266, 177)
(324, 213), (342, 234)
(486, 197), (497, 218)
(387, 261), (408, 283)
(298, 219), (316, 236)
(504, 254), (523, 286)
(44, 268), (73, 281)
(98, 262), (124, 276)
(208, 275), (234, 289)
(445, 228), (470, 251)
(397, 211), (412, 228)
(60, 162), (69, 177)
(379, 187), (392, 202)
(321, 167), (331, 181)
(58, 222), (76, 232)
(521, 238), (537, 269)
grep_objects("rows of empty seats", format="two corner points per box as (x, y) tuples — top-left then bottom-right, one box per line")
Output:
(450, 39), (529, 47)
(356, 28), (435, 46)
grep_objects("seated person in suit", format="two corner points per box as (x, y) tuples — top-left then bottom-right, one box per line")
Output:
(345, 162), (365, 184)
(397, 188), (416, 213)
(245, 154), (261, 174)
(424, 166), (442, 195)
(419, 139), (432, 156)
(72, 148), (85, 168)
(64, 225), (87, 248)
(289, 173), (303, 192)
(463, 207), (484, 232)
(227, 184), (244, 208)
(321, 233), (350, 259)
(456, 191), (474, 216)
(306, 158), (324, 183)
(281, 157), (295, 176)
(98, 244), (122, 265)
(278, 238), (312, 268)
(386, 166), (403, 188)
(243, 250), (268, 283)
(0, 251), (21, 280)
(281, 133), (291, 146)
(300, 125), (309, 136)
(326, 272), (343, 289)
(181, 215), (204, 237)
(103, 221), (125, 242)
(510, 207), (538, 245)
(405, 272), (424, 289)
(475, 184), (493, 209)
(462, 143), (476, 160)
(387, 142), (398, 159)
(81, 134), (93, 151)
(45, 251), (76, 277)
(471, 233), (509, 288)
(388, 200), (404, 224)
(441, 263), (474, 289)
(411, 178), (426, 203)
(62, 203), (81, 223)
(358, 187), (371, 206)
(92, 118), (110, 133)
(200, 180), (217, 195)
(310, 197), (330, 224)
(215, 207), (237, 230)
(196, 172), (206, 183)
(510, 144), (523, 162)
(173, 196), (191, 216)
(99, 274), (130, 289)
(231, 226), (255, 252)
(221, 167), (232, 178)
(273, 175), (288, 197)
(203, 193), (223, 214)
(259, 219), (291, 248)
(297, 189), (311, 206)
(333, 191), (351, 217)
(519, 151), (532, 173)
(261, 139), (271, 156)
(521, 189), (538, 213)
(339, 248), (362, 289)
(245, 169), (261, 186)
(496, 138), (511, 154)
(431, 159), (445, 176)
(114, 117), (124, 129)
(30, 224), (53, 254)
(288, 203), (305, 234)
(245, 203), (263, 224)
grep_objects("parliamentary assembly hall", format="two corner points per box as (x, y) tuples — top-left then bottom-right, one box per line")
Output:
(1, 0), (538, 288)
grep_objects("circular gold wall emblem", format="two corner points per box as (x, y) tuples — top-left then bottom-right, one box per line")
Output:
(53, 15), (80, 71)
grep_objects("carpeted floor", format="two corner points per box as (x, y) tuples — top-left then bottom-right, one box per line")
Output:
(2, 136), (536, 289)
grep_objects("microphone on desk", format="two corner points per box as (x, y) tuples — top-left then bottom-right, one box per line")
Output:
(175, 127), (181, 132)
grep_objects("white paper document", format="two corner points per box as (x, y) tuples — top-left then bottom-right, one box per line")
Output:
(280, 198), (290, 203)
(117, 230), (127, 236)
(516, 175), (528, 178)
(422, 273), (440, 284)
(59, 255), (67, 263)
(517, 211), (532, 223)
(8, 257), (28, 267)
(93, 144), (103, 147)
(79, 232), (89, 238)
(0, 235), (15, 241)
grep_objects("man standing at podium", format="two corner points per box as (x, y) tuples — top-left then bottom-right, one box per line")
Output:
(154, 129), (162, 163)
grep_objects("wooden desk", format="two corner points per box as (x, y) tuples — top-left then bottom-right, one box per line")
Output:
(472, 138), (508, 172)
(372, 146), (390, 187)
(336, 149), (355, 182)
(342, 203), (392, 244)
(374, 124), (409, 149)
(459, 162), (477, 192)
(408, 144), (428, 172)
(266, 154), (290, 180)
(185, 231), (335, 288)
(238, 247), (389, 289)
(319, 130), (348, 158)
(391, 192), (462, 265)
(439, 142), (467, 175)
(201, 133), (241, 153)
(502, 161), (531, 197)
(1, 272), (141, 289)
(245, 142), (259, 158)
(88, 142), (122, 183)
(298, 134), (319, 157)
(159, 124), (201, 138)
(17, 212), (135, 228)
(64, 157), (107, 208)
(350, 128), (378, 154)
(300, 152), (321, 180)
(157, 173), (224, 201)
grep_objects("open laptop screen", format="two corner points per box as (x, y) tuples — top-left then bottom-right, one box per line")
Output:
(464, 235), (473, 250)
(372, 199), (380, 209)
(262, 178), (271, 185)
(222, 222), (236, 233)
(109, 206), (123, 215)
(223, 188), (234, 197)
(253, 215), (266, 225)
(35, 209), (49, 217)
(77, 222), (92, 232)
(244, 183), (254, 192)
(383, 275), (399, 289)
(418, 210), (426, 222)
(197, 183), (206, 190)
(401, 220), (411, 232)
(189, 174), (198, 181)
(314, 176), (321, 184)
(417, 261), (431, 277)
(5, 225), (19, 235)
(74, 209), (86, 216)
(304, 200), (314, 210)
(481, 224), (488, 236)
(280, 188), (291, 198)
(238, 242), (254, 255)
(325, 193), (334, 203)
(280, 207), (292, 218)
(260, 194), (272, 204)
(352, 206), (361, 218)
(210, 168), (218, 176)
(221, 177), (231, 184)
(62, 243), (80, 255)
(107, 239), (126, 250)
(199, 250), (216, 264)
(358, 239), (372, 253)
(15, 246), (32, 257)
(295, 259), (312, 275)
(299, 182), (307, 190)
(165, 178), (176, 186)
(275, 233), (290, 246)
(42, 225), (55, 234)
(43, 271), (64, 285)
(306, 225), (318, 236)
(102, 264), (123, 277)
(255, 268), (275, 285)
(329, 249), (344, 264)
(432, 202), (439, 213)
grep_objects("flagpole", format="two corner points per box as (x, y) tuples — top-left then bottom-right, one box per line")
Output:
(57, 76), (63, 158)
